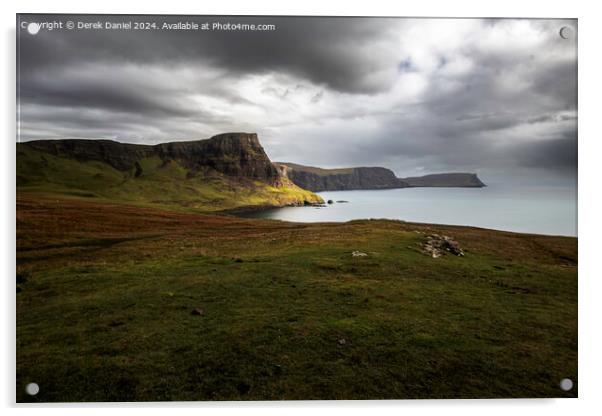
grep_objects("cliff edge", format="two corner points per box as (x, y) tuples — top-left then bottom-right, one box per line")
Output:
(275, 162), (485, 191)
(17, 133), (323, 211)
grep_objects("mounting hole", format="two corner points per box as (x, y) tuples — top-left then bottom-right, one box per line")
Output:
(559, 26), (574, 40)
(25, 382), (39, 396)
(559, 378), (573, 391)
(27, 23), (40, 35)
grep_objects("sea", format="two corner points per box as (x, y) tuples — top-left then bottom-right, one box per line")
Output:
(241, 184), (577, 237)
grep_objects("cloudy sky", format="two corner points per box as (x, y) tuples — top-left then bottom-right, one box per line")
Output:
(17, 15), (577, 185)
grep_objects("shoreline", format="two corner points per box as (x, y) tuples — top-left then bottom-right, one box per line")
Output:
(220, 201), (325, 216)
(226, 200), (577, 239)
(17, 191), (577, 239)
(222, 185), (489, 216)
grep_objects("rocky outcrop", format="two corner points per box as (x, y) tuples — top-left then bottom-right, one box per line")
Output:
(275, 163), (408, 192)
(421, 234), (464, 258)
(23, 132), (281, 182)
(401, 173), (486, 188)
(154, 133), (279, 180)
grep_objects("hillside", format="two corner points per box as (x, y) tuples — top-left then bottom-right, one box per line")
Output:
(16, 194), (577, 401)
(276, 162), (485, 192)
(16, 134), (575, 402)
(275, 163), (408, 192)
(17, 133), (323, 212)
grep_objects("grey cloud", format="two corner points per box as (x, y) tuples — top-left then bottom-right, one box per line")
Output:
(19, 15), (403, 94)
(513, 132), (578, 171)
(21, 69), (197, 117)
(17, 15), (578, 186)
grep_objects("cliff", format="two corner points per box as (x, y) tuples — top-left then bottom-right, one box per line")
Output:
(275, 163), (486, 191)
(24, 133), (280, 182)
(275, 162), (408, 192)
(17, 133), (323, 211)
(401, 173), (486, 188)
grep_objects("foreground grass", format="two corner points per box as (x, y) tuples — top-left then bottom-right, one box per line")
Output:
(16, 195), (577, 401)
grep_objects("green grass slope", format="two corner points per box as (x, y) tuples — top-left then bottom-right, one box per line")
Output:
(16, 196), (577, 401)
(17, 144), (323, 212)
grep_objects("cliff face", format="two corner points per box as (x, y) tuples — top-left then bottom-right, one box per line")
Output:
(275, 163), (486, 191)
(24, 132), (280, 182)
(401, 173), (486, 188)
(276, 163), (408, 192)
(21, 134), (485, 203)
(18, 133), (324, 211)
(155, 133), (280, 180)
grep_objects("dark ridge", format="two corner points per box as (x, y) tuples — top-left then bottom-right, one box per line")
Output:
(275, 163), (408, 192)
(275, 162), (486, 191)
(20, 133), (280, 182)
(23, 139), (153, 171)
(401, 173), (486, 188)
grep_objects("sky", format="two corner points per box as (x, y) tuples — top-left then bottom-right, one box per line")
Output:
(17, 15), (577, 185)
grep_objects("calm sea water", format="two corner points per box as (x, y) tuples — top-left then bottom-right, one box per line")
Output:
(243, 185), (577, 237)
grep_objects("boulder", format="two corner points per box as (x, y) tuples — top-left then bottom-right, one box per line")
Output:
(421, 234), (464, 258)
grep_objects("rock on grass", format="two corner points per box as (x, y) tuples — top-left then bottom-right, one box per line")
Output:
(421, 234), (464, 258)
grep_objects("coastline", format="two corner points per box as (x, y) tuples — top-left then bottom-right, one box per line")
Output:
(232, 186), (576, 238)
(220, 201), (325, 216)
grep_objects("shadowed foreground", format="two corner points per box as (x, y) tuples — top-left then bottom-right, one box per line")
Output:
(16, 194), (577, 401)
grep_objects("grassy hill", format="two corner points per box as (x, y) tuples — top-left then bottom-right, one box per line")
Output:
(16, 195), (577, 401)
(17, 139), (322, 212)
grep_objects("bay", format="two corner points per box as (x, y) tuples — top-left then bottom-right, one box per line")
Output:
(242, 185), (577, 237)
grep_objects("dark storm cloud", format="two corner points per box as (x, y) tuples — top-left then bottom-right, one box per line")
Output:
(17, 15), (577, 184)
(511, 126), (578, 170)
(21, 66), (197, 117)
(18, 15), (401, 94)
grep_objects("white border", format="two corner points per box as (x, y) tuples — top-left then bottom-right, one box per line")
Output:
(3, 1), (601, 415)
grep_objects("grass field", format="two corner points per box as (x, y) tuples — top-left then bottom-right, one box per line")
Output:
(16, 193), (577, 401)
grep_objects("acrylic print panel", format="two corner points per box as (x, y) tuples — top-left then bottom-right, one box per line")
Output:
(16, 14), (577, 402)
